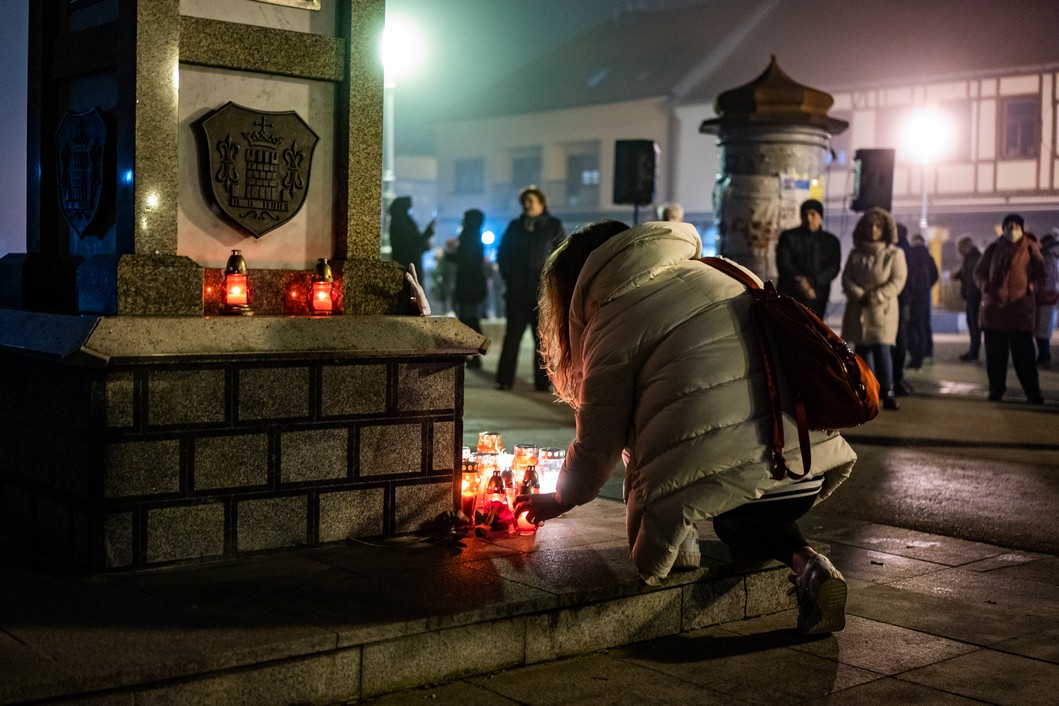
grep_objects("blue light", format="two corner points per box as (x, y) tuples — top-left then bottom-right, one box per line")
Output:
(481, 230), (495, 245)
(123, 169), (134, 184)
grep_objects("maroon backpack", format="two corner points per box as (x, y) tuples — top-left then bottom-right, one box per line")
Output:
(702, 257), (880, 480)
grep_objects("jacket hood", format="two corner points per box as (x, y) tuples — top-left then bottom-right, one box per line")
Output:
(568, 221), (701, 370)
(571, 222), (701, 321)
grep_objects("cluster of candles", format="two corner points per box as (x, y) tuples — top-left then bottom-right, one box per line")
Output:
(460, 431), (566, 535)
(221, 249), (339, 315)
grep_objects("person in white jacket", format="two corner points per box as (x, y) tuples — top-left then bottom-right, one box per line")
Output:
(516, 220), (858, 635)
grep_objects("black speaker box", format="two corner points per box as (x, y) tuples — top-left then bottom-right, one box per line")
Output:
(613, 140), (657, 205)
(851, 148), (895, 212)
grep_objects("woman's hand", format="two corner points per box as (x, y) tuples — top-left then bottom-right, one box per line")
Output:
(513, 492), (574, 525)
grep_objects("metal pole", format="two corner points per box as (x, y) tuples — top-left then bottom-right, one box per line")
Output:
(918, 160), (929, 233)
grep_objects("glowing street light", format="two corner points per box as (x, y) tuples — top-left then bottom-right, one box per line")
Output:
(902, 108), (951, 231)
(379, 16), (426, 254)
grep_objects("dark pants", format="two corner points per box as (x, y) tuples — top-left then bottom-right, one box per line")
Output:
(965, 296), (982, 357)
(496, 301), (548, 389)
(983, 329), (1040, 398)
(907, 297), (933, 365)
(891, 301), (910, 385)
(856, 343), (895, 393)
(713, 493), (818, 567)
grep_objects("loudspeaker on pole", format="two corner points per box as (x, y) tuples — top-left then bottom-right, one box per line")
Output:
(851, 148), (895, 212)
(613, 139), (658, 206)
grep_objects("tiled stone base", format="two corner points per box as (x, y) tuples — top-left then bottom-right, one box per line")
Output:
(0, 313), (486, 572)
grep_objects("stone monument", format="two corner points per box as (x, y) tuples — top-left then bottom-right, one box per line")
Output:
(0, 0), (486, 571)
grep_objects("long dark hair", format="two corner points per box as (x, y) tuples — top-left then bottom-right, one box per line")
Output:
(538, 220), (628, 408)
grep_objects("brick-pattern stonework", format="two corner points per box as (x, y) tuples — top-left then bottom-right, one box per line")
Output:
(0, 353), (464, 571)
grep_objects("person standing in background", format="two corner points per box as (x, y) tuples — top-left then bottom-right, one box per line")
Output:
(973, 214), (1045, 403)
(389, 195), (435, 278)
(905, 234), (939, 369)
(495, 186), (565, 391)
(953, 236), (983, 362)
(891, 223), (914, 393)
(447, 209), (489, 369)
(1034, 231), (1059, 369)
(840, 208), (907, 411)
(657, 202), (685, 222)
(776, 199), (842, 320)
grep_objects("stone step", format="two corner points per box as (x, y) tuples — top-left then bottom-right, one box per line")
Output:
(0, 500), (797, 705)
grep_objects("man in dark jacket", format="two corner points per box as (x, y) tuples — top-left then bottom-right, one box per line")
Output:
(953, 236), (982, 361)
(776, 199), (841, 319)
(495, 186), (565, 391)
(905, 234), (939, 369)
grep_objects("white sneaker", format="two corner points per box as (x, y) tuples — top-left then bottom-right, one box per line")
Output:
(787, 554), (847, 635)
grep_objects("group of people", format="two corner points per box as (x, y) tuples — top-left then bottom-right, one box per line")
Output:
(388, 188), (565, 388)
(776, 201), (1058, 408)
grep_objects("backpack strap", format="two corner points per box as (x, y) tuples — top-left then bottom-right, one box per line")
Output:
(700, 257), (809, 481)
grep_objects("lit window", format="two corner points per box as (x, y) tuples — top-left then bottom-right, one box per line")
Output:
(999, 96), (1040, 160)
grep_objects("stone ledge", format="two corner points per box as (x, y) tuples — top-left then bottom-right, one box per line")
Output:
(0, 310), (490, 365)
(0, 500), (801, 705)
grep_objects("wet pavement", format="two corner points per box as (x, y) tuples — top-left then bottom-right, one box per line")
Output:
(1, 325), (1057, 704)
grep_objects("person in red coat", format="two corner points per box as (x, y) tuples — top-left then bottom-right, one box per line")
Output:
(973, 214), (1046, 403)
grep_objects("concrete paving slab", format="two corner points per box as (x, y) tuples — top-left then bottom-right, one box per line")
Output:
(250, 560), (559, 648)
(990, 624), (1059, 665)
(614, 626), (880, 704)
(894, 567), (1059, 621)
(899, 648), (1059, 705)
(466, 652), (729, 705)
(817, 521), (1007, 567)
(800, 676), (983, 704)
(965, 555), (1059, 587)
(821, 542), (949, 584)
(719, 612), (977, 675)
(847, 583), (1057, 648)
(0, 571), (336, 698)
(133, 648), (361, 706)
(464, 540), (650, 606)
(362, 678), (521, 704)
(0, 630), (78, 706)
(960, 550), (1054, 573)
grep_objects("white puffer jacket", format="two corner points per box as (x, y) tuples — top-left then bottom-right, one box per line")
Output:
(555, 222), (857, 581)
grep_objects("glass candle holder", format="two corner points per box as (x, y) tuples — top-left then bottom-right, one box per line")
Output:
(477, 431), (504, 454)
(460, 459), (480, 519)
(512, 444), (539, 474)
(537, 447), (566, 493)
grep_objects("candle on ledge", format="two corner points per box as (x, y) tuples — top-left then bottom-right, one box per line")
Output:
(221, 250), (252, 315)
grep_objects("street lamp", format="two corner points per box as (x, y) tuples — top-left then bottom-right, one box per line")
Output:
(379, 15), (425, 255)
(902, 108), (951, 232)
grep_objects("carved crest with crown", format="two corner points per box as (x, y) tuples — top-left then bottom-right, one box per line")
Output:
(198, 102), (319, 238)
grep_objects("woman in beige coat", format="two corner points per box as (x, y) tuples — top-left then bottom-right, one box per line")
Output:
(516, 220), (858, 635)
(841, 208), (907, 410)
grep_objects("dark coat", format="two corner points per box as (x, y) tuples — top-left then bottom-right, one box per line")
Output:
(388, 197), (434, 272)
(953, 246), (982, 302)
(497, 212), (565, 306)
(775, 225), (842, 317)
(905, 245), (939, 306)
(449, 224), (488, 305)
(973, 236), (1045, 332)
